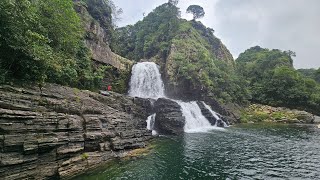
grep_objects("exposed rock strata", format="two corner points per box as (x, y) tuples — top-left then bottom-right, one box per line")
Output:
(74, 1), (132, 70)
(0, 84), (152, 179)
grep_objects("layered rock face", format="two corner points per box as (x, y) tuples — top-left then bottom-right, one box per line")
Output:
(154, 98), (185, 135)
(74, 0), (132, 71)
(0, 84), (152, 179)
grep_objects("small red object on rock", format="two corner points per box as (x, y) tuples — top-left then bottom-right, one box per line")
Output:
(107, 85), (112, 91)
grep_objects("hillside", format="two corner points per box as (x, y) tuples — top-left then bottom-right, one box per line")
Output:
(111, 2), (248, 104)
(298, 68), (320, 83)
(236, 46), (320, 115)
(0, 0), (132, 93)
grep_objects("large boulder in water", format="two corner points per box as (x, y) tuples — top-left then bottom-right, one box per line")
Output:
(154, 98), (185, 135)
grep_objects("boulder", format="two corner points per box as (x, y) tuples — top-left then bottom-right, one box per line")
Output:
(154, 98), (185, 135)
(293, 110), (314, 124)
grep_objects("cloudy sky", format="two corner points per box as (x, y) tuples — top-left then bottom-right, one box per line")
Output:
(113, 0), (320, 69)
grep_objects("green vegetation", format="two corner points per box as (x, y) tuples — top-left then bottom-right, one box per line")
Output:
(236, 46), (320, 115)
(240, 104), (315, 124)
(85, 0), (122, 41)
(169, 21), (249, 103)
(101, 65), (131, 94)
(0, 0), (318, 117)
(111, 2), (181, 61)
(0, 0), (114, 90)
(81, 153), (89, 160)
(112, 2), (248, 103)
(298, 68), (320, 83)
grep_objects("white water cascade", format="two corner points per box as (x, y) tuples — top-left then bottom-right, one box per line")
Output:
(129, 62), (225, 133)
(128, 62), (165, 99)
(201, 101), (228, 127)
(146, 114), (157, 135)
(176, 101), (213, 133)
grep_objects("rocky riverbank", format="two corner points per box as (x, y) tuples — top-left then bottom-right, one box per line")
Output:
(241, 104), (316, 124)
(0, 84), (153, 179)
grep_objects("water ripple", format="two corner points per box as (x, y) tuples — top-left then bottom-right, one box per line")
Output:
(73, 123), (320, 180)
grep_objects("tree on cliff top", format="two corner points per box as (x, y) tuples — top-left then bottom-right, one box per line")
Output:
(168, 0), (179, 6)
(186, 5), (205, 20)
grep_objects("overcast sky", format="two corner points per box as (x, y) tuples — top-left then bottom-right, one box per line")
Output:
(113, 0), (320, 69)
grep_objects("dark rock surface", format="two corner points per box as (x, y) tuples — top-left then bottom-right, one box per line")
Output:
(0, 84), (152, 179)
(202, 97), (240, 125)
(197, 101), (218, 126)
(197, 101), (230, 127)
(154, 98), (185, 135)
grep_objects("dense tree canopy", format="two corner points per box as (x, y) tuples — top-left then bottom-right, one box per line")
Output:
(111, 2), (181, 61)
(298, 68), (320, 83)
(0, 0), (109, 89)
(236, 46), (320, 115)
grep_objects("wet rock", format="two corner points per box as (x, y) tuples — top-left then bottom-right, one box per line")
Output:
(154, 98), (185, 135)
(196, 101), (218, 126)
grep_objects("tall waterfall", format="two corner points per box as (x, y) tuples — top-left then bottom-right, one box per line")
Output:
(129, 62), (225, 133)
(128, 62), (165, 99)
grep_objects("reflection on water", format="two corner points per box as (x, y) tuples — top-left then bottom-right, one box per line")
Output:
(73, 123), (320, 180)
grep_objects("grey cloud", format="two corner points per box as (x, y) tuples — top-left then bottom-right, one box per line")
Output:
(213, 0), (320, 68)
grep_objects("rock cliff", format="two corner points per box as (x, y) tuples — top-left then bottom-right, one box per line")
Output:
(0, 84), (152, 179)
(74, 0), (132, 70)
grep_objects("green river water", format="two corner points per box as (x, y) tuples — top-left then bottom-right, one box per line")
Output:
(73, 123), (320, 180)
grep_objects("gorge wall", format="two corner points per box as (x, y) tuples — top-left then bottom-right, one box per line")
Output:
(74, 0), (132, 71)
(0, 84), (153, 179)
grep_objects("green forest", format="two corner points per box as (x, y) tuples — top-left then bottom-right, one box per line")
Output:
(0, 0), (113, 89)
(0, 0), (319, 115)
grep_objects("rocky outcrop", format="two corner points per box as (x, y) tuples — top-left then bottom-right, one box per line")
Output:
(154, 98), (185, 135)
(74, 1), (132, 70)
(241, 104), (316, 124)
(0, 84), (153, 179)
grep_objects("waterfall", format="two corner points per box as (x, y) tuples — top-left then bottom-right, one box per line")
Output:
(176, 101), (213, 133)
(128, 62), (165, 99)
(146, 114), (158, 135)
(129, 62), (226, 134)
(202, 102), (229, 127)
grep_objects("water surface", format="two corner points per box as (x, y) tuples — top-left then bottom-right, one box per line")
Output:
(73, 123), (320, 180)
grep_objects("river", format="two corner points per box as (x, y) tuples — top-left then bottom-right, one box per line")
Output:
(73, 123), (320, 179)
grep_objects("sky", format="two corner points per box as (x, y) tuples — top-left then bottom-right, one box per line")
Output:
(113, 0), (320, 69)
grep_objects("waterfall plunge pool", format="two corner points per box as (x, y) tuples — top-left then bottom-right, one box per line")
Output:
(72, 123), (320, 179)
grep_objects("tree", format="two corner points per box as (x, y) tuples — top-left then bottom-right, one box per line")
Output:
(186, 5), (205, 20)
(315, 68), (320, 83)
(168, 0), (179, 6)
(285, 50), (296, 57)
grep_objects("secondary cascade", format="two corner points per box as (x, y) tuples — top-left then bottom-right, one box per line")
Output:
(176, 101), (213, 132)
